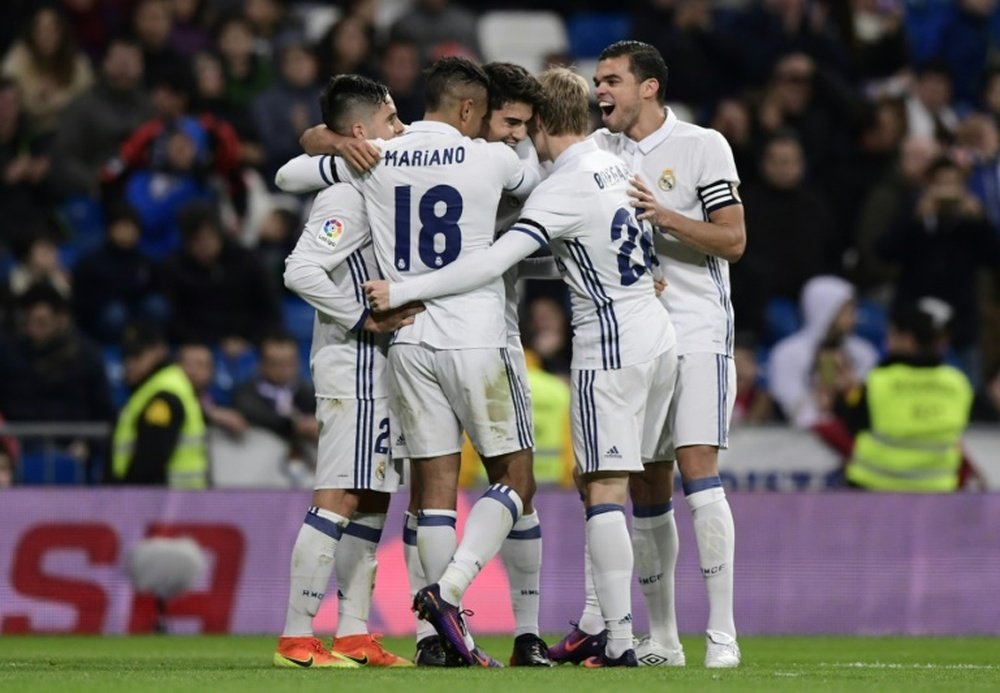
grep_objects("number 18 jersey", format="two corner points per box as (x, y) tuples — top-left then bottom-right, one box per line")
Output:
(334, 120), (530, 350)
(510, 139), (675, 370)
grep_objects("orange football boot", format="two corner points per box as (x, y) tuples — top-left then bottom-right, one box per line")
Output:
(332, 634), (414, 667)
(273, 636), (359, 668)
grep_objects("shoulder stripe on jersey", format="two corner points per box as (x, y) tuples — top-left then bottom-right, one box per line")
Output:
(510, 225), (548, 249)
(566, 239), (621, 369)
(330, 156), (341, 184)
(319, 155), (333, 185)
(515, 217), (550, 242)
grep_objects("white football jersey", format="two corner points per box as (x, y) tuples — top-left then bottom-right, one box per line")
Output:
(510, 139), (675, 370)
(591, 108), (741, 356)
(332, 120), (531, 349)
(283, 184), (385, 399)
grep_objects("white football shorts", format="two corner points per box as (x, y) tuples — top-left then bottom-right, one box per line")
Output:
(314, 396), (403, 492)
(661, 351), (737, 459)
(572, 347), (677, 474)
(388, 344), (533, 459)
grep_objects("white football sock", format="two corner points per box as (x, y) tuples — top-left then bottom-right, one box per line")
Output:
(586, 504), (634, 659)
(282, 506), (348, 637)
(578, 534), (606, 635)
(335, 513), (384, 638)
(632, 502), (681, 650)
(500, 510), (542, 637)
(417, 509), (458, 583)
(439, 484), (522, 607)
(685, 478), (736, 640)
(403, 512), (435, 642)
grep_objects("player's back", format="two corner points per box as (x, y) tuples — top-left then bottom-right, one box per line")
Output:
(521, 140), (675, 370)
(359, 120), (524, 349)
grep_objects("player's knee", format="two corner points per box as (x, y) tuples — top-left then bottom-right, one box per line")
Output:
(677, 446), (720, 482)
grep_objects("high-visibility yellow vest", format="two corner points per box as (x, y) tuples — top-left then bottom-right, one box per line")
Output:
(112, 364), (208, 488)
(846, 362), (972, 492)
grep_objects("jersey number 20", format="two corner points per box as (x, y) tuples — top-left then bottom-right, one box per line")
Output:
(610, 207), (656, 286)
(394, 184), (463, 271)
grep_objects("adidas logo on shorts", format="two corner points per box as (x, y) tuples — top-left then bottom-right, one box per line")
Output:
(605, 446), (621, 458)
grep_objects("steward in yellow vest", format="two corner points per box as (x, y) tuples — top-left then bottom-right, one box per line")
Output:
(842, 303), (973, 492)
(111, 323), (207, 487)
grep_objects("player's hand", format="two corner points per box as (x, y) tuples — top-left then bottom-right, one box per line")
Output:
(361, 300), (425, 333)
(653, 276), (667, 297)
(362, 279), (391, 312)
(299, 125), (381, 172)
(629, 176), (676, 229)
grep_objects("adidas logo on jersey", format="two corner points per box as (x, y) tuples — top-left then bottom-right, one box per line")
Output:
(605, 446), (621, 458)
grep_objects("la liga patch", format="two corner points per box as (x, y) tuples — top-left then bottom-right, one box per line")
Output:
(317, 218), (345, 248)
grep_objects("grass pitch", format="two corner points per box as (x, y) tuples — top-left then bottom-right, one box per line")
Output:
(2, 635), (998, 692)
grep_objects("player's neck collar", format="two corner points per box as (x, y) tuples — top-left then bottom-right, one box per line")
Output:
(635, 107), (678, 155)
(550, 138), (596, 173)
(408, 119), (463, 137)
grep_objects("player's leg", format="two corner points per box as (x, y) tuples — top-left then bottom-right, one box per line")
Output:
(630, 347), (685, 666)
(674, 353), (739, 668)
(276, 397), (368, 669)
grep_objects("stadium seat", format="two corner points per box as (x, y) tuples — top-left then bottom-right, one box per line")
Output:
(566, 12), (632, 59)
(764, 296), (801, 347)
(17, 449), (85, 485)
(855, 299), (888, 353)
(58, 195), (106, 251)
(283, 294), (315, 344)
(478, 11), (569, 72)
(103, 346), (129, 409)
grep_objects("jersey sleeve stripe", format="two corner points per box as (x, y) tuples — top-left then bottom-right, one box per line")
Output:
(510, 225), (548, 248)
(514, 217), (550, 242)
(505, 170), (526, 192)
(318, 156), (333, 185)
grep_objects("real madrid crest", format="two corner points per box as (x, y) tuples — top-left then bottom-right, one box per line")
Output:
(658, 168), (676, 192)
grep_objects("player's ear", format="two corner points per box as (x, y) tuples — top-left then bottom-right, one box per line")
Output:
(642, 77), (660, 101)
(351, 122), (366, 139)
(459, 98), (474, 123)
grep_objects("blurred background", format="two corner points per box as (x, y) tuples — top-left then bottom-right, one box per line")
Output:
(1, 0), (999, 638)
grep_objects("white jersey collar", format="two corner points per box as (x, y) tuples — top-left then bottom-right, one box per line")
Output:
(405, 120), (464, 137)
(550, 138), (598, 174)
(636, 108), (678, 155)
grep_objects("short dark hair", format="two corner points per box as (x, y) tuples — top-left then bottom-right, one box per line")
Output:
(483, 62), (544, 113)
(890, 304), (939, 351)
(319, 74), (390, 135)
(424, 57), (489, 111)
(259, 329), (297, 352)
(598, 40), (669, 104)
(177, 201), (222, 241)
(18, 282), (69, 315)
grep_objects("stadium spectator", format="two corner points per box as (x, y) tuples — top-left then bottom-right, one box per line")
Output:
(767, 275), (879, 428)
(132, 0), (184, 89)
(825, 0), (910, 87)
(732, 333), (775, 425)
(734, 132), (837, 336)
(0, 77), (51, 232)
(71, 205), (169, 344)
(377, 38), (425, 125)
(176, 341), (248, 436)
(904, 61), (959, 145)
(161, 202), (280, 351)
(0, 282), (112, 426)
(168, 0), (213, 57)
(877, 156), (1000, 383)
(840, 302), (974, 492)
(1, 5), (94, 136)
(244, 0), (303, 55)
(390, 0), (481, 66)
(251, 202), (300, 297)
(971, 364), (1000, 423)
(0, 417), (15, 487)
(934, 0), (999, 107)
(7, 223), (72, 300)
(110, 321), (208, 487)
(252, 39), (321, 186)
(853, 134), (940, 290)
(191, 50), (263, 166)
(958, 113), (1000, 229)
(48, 36), (153, 199)
(316, 15), (377, 82)
(215, 14), (274, 110)
(710, 98), (756, 188)
(232, 331), (316, 462)
(520, 295), (572, 377)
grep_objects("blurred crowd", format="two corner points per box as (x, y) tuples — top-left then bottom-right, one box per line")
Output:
(2, 0), (1000, 486)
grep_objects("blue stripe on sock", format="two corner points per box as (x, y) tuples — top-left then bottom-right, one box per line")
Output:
(586, 503), (624, 520)
(402, 525), (417, 545)
(633, 500), (673, 518)
(343, 522), (383, 544)
(485, 484), (519, 524)
(417, 513), (457, 528)
(507, 525), (542, 540)
(683, 476), (722, 496)
(304, 508), (343, 540)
